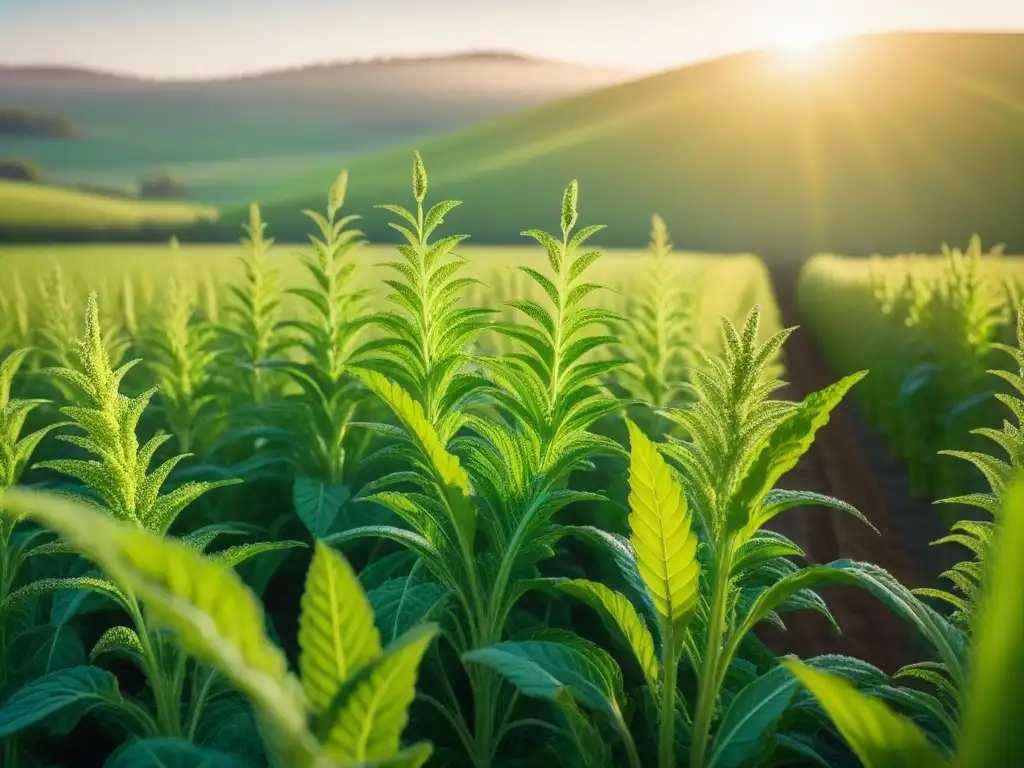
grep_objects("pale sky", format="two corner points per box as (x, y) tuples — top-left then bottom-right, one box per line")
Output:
(1, 0), (1023, 78)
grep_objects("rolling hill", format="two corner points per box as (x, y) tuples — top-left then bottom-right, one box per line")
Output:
(246, 32), (1024, 259)
(0, 180), (217, 230)
(0, 53), (630, 204)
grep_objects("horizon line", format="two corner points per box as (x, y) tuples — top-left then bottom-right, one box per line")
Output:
(2, 28), (1022, 84)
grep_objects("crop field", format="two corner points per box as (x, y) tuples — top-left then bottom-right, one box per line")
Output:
(799, 239), (1024, 503)
(0, 155), (1020, 768)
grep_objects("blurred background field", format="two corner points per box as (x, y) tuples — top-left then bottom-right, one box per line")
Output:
(4, 32), (1024, 257)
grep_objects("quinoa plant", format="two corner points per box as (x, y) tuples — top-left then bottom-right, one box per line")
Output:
(1, 487), (439, 768)
(0, 294), (303, 748)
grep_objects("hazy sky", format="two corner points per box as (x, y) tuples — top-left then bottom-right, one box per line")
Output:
(2, 0), (1023, 78)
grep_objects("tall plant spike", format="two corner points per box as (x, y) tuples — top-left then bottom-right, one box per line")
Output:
(362, 151), (493, 441)
(36, 293), (237, 531)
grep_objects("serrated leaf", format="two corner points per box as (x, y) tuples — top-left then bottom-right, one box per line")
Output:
(0, 665), (121, 738)
(727, 371), (866, 535)
(299, 542), (382, 717)
(352, 369), (475, 549)
(320, 623), (438, 762)
(208, 539), (307, 568)
(555, 578), (659, 690)
(625, 419), (699, 641)
(784, 661), (948, 768)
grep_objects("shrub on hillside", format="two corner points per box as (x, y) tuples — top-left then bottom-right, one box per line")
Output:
(139, 171), (186, 199)
(0, 157), (42, 182)
(0, 106), (79, 138)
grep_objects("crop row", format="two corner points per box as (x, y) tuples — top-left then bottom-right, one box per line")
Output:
(798, 237), (1024, 502)
(0, 155), (1019, 768)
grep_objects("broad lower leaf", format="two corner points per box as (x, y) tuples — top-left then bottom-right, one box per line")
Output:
(367, 576), (446, 644)
(707, 665), (798, 768)
(294, 477), (351, 539)
(0, 665), (121, 738)
(320, 623), (438, 763)
(463, 639), (623, 718)
(625, 419), (699, 642)
(3, 625), (84, 690)
(299, 541), (382, 717)
(554, 688), (613, 768)
(784, 660), (948, 768)
(555, 578), (659, 690)
(105, 738), (247, 768)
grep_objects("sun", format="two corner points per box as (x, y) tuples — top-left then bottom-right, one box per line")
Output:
(767, 20), (839, 59)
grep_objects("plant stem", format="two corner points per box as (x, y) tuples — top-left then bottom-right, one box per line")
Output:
(690, 544), (734, 768)
(659, 636), (678, 768)
(129, 602), (180, 737)
(185, 667), (218, 741)
(473, 668), (496, 768)
(612, 713), (644, 768)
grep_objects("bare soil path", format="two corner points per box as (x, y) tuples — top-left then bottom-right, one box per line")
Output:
(757, 264), (958, 673)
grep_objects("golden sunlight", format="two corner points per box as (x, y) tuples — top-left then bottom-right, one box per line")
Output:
(765, 18), (841, 60)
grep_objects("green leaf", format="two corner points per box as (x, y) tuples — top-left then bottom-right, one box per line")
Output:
(707, 665), (798, 768)
(0, 665), (121, 738)
(0, 488), (312, 751)
(0, 575), (129, 620)
(555, 578), (659, 690)
(463, 639), (623, 718)
(105, 738), (247, 767)
(367, 576), (446, 644)
(751, 489), (878, 537)
(366, 742), (434, 767)
(728, 371), (867, 535)
(955, 478), (1024, 768)
(89, 626), (144, 665)
(195, 697), (264, 764)
(294, 477), (351, 539)
(320, 623), (438, 762)
(554, 688), (613, 768)
(299, 541), (382, 718)
(208, 539), (307, 568)
(625, 419), (699, 641)
(353, 369), (475, 550)
(3, 625), (85, 690)
(783, 660), (948, 768)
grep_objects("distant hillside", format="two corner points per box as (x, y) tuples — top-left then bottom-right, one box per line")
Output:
(0, 52), (631, 204)
(245, 32), (1024, 259)
(0, 180), (217, 230)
